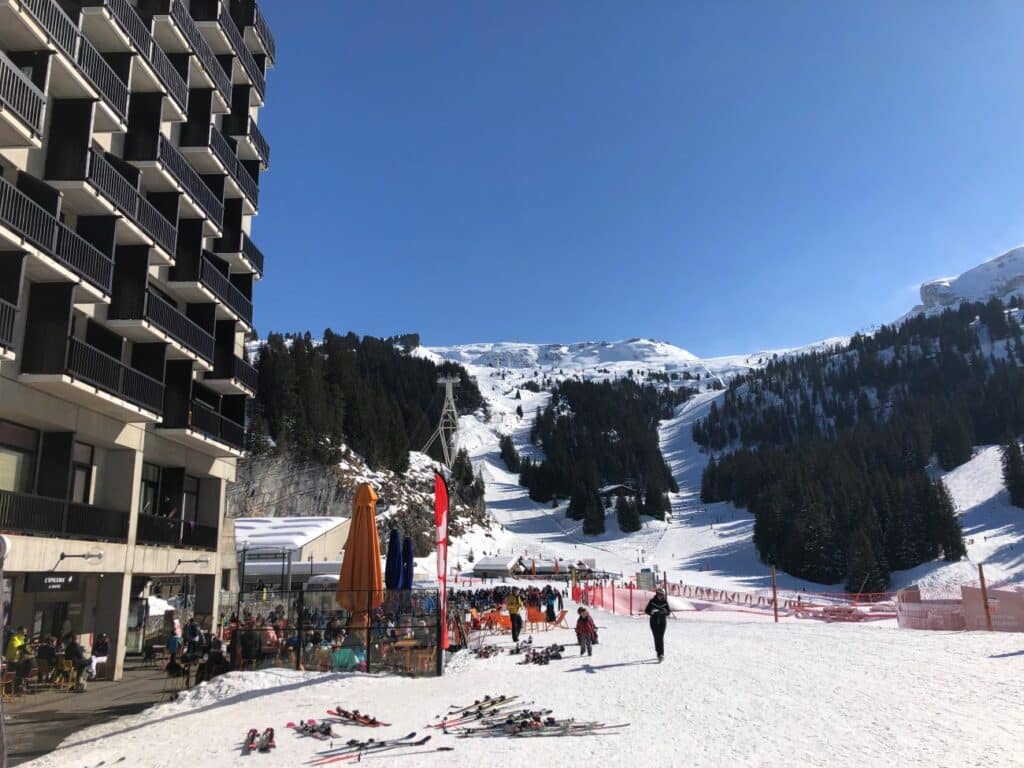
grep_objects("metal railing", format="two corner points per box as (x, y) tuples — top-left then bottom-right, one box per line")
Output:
(0, 298), (15, 349)
(76, 36), (130, 122)
(169, 0), (231, 104)
(137, 513), (218, 550)
(136, 194), (178, 255)
(144, 290), (215, 362)
(55, 223), (114, 294)
(82, 0), (153, 57)
(0, 173), (57, 254)
(252, 2), (276, 63)
(240, 232), (264, 274)
(190, 398), (245, 449)
(66, 336), (164, 413)
(232, 355), (258, 391)
(223, 114), (270, 167)
(183, 521), (218, 549)
(210, 2), (264, 96)
(0, 51), (46, 137)
(146, 35), (189, 112)
(200, 255), (252, 324)
(87, 149), (138, 219)
(0, 488), (129, 542)
(21, 0), (78, 58)
(209, 124), (237, 173)
(158, 135), (223, 227)
(232, 160), (258, 206)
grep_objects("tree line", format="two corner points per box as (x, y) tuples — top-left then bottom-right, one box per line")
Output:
(694, 299), (1024, 589)
(249, 330), (484, 472)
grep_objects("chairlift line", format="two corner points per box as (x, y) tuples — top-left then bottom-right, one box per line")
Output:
(423, 376), (460, 468)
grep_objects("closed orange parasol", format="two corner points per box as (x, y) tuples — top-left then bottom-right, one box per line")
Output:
(336, 484), (384, 645)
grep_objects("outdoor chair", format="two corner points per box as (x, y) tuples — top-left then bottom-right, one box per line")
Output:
(55, 660), (77, 693)
(526, 608), (546, 632)
(1, 671), (16, 702)
(549, 609), (569, 629)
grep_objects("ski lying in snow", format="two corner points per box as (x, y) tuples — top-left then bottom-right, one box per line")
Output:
(313, 732), (418, 757)
(456, 718), (628, 738)
(442, 709), (553, 733)
(308, 734), (428, 765)
(443, 694), (515, 717)
(257, 727), (276, 752)
(241, 728), (260, 755)
(325, 707), (390, 727)
(287, 720), (334, 740)
(432, 696), (522, 728)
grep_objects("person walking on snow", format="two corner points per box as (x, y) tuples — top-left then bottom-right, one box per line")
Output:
(506, 589), (524, 643)
(575, 607), (596, 657)
(644, 588), (671, 662)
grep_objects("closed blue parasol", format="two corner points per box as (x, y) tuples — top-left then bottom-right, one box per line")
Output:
(400, 535), (415, 590)
(384, 529), (402, 591)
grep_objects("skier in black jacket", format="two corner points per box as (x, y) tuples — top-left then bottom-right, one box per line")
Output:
(644, 588), (671, 662)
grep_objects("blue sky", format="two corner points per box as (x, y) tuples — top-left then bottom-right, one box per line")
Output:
(255, 1), (1024, 356)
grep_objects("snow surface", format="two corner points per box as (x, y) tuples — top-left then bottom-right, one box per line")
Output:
(234, 516), (348, 554)
(26, 590), (1024, 768)
(913, 245), (1024, 315)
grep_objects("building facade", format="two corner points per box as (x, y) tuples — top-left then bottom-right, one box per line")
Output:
(0, 0), (274, 679)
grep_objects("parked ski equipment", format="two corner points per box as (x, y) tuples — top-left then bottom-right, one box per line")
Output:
(325, 707), (390, 727)
(257, 727), (276, 752)
(241, 728), (259, 755)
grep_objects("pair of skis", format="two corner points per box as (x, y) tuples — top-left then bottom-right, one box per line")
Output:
(430, 695), (522, 729)
(242, 727), (276, 754)
(441, 708), (553, 734)
(325, 707), (390, 727)
(456, 719), (628, 738)
(307, 732), (440, 765)
(286, 720), (334, 740)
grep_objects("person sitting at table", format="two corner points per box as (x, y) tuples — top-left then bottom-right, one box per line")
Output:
(88, 633), (110, 680)
(63, 634), (89, 690)
(35, 636), (58, 686)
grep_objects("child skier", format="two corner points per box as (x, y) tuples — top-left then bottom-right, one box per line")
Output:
(575, 607), (596, 657)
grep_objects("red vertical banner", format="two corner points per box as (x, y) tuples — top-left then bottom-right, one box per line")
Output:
(434, 473), (450, 650)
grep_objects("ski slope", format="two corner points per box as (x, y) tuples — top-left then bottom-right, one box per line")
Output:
(26, 589), (1024, 768)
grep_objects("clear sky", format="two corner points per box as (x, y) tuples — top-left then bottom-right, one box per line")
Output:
(254, 1), (1024, 356)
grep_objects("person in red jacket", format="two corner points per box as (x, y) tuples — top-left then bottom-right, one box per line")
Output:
(575, 607), (596, 657)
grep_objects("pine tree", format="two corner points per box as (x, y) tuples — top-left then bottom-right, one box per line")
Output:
(1001, 438), (1024, 508)
(845, 527), (889, 593)
(616, 494), (641, 532)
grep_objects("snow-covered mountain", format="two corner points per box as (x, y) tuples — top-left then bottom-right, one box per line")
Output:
(913, 245), (1024, 315)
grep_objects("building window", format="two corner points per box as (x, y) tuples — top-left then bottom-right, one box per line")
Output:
(183, 475), (199, 523)
(70, 442), (93, 504)
(0, 420), (39, 494)
(140, 463), (160, 517)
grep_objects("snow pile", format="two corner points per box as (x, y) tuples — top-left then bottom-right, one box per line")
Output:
(913, 246), (1024, 315)
(26, 592), (1024, 768)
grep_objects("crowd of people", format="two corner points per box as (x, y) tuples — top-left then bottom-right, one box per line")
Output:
(3, 626), (110, 694)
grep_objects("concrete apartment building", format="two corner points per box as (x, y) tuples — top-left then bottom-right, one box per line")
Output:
(0, 0), (274, 679)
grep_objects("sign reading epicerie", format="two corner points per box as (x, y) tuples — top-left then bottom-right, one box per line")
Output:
(24, 574), (77, 593)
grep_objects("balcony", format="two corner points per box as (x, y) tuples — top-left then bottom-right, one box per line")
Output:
(20, 337), (163, 421)
(80, 0), (190, 119)
(158, 397), (244, 457)
(107, 289), (214, 367)
(211, 229), (263, 277)
(136, 513), (217, 550)
(193, 1), (264, 100)
(48, 149), (177, 263)
(236, 0), (275, 66)
(204, 353), (257, 395)
(127, 135), (221, 234)
(0, 488), (129, 543)
(179, 121), (236, 177)
(0, 50), (45, 148)
(166, 253), (252, 328)
(222, 113), (268, 169)
(147, 0), (230, 112)
(3, 0), (127, 129)
(0, 174), (112, 301)
(0, 298), (15, 358)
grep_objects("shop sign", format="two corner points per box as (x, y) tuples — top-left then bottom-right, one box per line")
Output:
(24, 574), (78, 592)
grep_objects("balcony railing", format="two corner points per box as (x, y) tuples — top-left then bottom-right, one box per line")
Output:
(66, 336), (164, 413)
(144, 290), (215, 362)
(76, 36), (130, 122)
(0, 488), (129, 542)
(169, 0), (231, 105)
(189, 398), (245, 450)
(207, 354), (257, 391)
(21, 0), (78, 59)
(86, 149), (138, 219)
(210, 229), (263, 275)
(136, 512), (217, 550)
(195, 2), (264, 97)
(0, 51), (46, 138)
(0, 298), (15, 349)
(146, 35), (189, 112)
(223, 114), (269, 167)
(136, 195), (178, 256)
(200, 255), (252, 324)
(83, 0), (153, 57)
(55, 224), (114, 295)
(252, 2), (276, 63)
(158, 135), (223, 227)
(0, 173), (58, 254)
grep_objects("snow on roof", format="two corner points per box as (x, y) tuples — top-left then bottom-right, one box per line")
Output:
(234, 517), (348, 552)
(473, 555), (520, 571)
